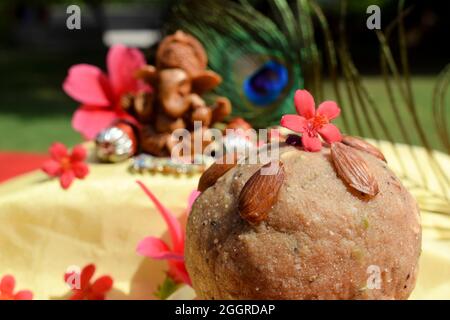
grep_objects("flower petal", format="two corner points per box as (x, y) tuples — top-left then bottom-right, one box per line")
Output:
(136, 181), (184, 253)
(72, 162), (89, 179)
(107, 45), (146, 98)
(137, 237), (184, 261)
(63, 64), (112, 107)
(72, 107), (119, 140)
(0, 275), (15, 295)
(60, 171), (75, 189)
(14, 290), (33, 300)
(318, 123), (342, 144)
(317, 101), (341, 120)
(168, 260), (191, 285)
(280, 114), (308, 133)
(91, 276), (113, 295)
(294, 89), (315, 119)
(80, 264), (96, 289)
(70, 145), (87, 162)
(49, 142), (68, 161)
(42, 159), (62, 177)
(186, 191), (201, 215)
(302, 134), (322, 152)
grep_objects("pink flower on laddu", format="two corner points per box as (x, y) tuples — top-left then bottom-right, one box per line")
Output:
(136, 181), (200, 286)
(280, 89), (342, 151)
(63, 45), (149, 140)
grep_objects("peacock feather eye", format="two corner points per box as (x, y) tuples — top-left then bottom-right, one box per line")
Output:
(169, 0), (304, 128)
(243, 60), (289, 106)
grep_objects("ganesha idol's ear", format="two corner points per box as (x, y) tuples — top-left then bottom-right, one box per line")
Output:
(191, 70), (222, 94)
(135, 65), (158, 86)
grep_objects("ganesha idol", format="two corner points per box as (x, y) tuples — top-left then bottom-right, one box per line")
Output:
(95, 31), (243, 164)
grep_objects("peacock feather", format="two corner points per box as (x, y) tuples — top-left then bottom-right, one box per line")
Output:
(168, 0), (307, 128)
(169, 0), (450, 223)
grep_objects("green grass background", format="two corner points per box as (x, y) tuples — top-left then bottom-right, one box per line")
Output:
(0, 49), (446, 153)
(0, 49), (105, 152)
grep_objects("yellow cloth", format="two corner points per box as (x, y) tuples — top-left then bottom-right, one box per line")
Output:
(0, 161), (199, 300)
(0, 141), (449, 300)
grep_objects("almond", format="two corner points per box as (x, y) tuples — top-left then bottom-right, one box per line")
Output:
(238, 161), (285, 224)
(342, 135), (386, 162)
(331, 142), (379, 197)
(197, 153), (237, 192)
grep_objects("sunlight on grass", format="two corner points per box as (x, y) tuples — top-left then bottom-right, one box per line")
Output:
(328, 76), (442, 151)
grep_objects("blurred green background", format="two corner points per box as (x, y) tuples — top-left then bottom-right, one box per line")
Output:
(0, 0), (448, 152)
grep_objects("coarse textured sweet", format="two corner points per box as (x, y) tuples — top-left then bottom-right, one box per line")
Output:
(186, 144), (421, 299)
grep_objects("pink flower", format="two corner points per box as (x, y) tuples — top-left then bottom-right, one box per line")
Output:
(64, 264), (113, 300)
(0, 275), (33, 300)
(63, 45), (149, 139)
(280, 89), (342, 151)
(41, 142), (89, 189)
(136, 181), (200, 286)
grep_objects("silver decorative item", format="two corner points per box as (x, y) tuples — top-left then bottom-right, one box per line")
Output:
(95, 125), (136, 163)
(130, 154), (214, 175)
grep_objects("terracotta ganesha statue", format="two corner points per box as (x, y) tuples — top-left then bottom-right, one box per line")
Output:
(128, 30), (232, 157)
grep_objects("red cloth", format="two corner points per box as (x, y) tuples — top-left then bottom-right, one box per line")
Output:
(0, 152), (49, 183)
